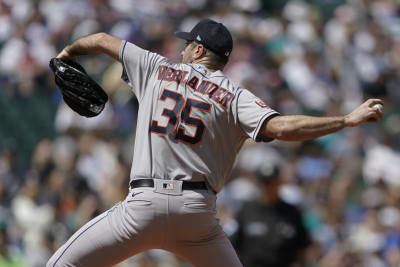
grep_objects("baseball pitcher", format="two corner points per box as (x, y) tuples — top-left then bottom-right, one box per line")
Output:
(47, 19), (383, 267)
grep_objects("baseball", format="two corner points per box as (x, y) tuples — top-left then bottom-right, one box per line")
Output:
(373, 104), (383, 112)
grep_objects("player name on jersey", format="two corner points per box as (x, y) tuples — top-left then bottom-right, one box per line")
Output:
(157, 65), (234, 109)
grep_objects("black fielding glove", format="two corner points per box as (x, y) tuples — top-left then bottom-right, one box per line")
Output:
(49, 58), (108, 117)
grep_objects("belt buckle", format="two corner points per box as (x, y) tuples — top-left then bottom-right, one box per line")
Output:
(153, 179), (183, 195)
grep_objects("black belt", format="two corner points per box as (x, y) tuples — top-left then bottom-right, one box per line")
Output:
(130, 179), (208, 191)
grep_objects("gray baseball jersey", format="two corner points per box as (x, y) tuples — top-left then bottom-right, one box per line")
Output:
(120, 40), (279, 192)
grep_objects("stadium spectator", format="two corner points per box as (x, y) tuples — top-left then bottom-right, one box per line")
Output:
(230, 161), (312, 267)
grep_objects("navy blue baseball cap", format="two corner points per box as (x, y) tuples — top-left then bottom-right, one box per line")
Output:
(175, 19), (233, 59)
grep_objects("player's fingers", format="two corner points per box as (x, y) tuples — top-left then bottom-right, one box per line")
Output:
(367, 111), (380, 122)
(366, 99), (384, 107)
(56, 50), (68, 59)
(56, 49), (76, 61)
(375, 108), (383, 119)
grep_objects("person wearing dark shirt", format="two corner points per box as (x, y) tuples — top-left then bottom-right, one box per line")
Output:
(230, 162), (312, 267)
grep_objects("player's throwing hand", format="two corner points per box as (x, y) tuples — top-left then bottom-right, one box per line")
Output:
(344, 99), (384, 127)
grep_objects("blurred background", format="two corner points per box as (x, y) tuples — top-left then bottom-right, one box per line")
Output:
(0, 0), (400, 266)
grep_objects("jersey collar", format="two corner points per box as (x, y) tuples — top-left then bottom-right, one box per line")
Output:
(193, 64), (208, 75)
(193, 64), (224, 78)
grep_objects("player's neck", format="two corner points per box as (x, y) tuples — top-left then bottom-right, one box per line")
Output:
(191, 59), (223, 72)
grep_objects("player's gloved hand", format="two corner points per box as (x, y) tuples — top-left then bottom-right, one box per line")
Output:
(56, 47), (77, 61)
(49, 58), (108, 117)
(344, 99), (384, 127)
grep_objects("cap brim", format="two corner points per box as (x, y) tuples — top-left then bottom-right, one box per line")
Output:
(174, 31), (194, 41)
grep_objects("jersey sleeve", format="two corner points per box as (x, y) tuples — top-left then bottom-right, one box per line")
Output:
(119, 40), (169, 101)
(233, 89), (279, 142)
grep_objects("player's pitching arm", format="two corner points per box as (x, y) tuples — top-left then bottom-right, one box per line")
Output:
(261, 99), (384, 142)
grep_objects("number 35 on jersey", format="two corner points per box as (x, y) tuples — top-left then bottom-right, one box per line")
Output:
(150, 89), (211, 145)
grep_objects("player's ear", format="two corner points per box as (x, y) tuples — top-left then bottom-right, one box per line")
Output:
(192, 43), (206, 60)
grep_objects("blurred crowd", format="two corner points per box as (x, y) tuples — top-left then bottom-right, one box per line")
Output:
(1, 0), (400, 266)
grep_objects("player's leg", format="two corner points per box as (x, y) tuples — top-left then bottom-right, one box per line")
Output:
(171, 230), (243, 267)
(47, 209), (125, 267)
(47, 188), (162, 267)
(166, 190), (243, 267)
